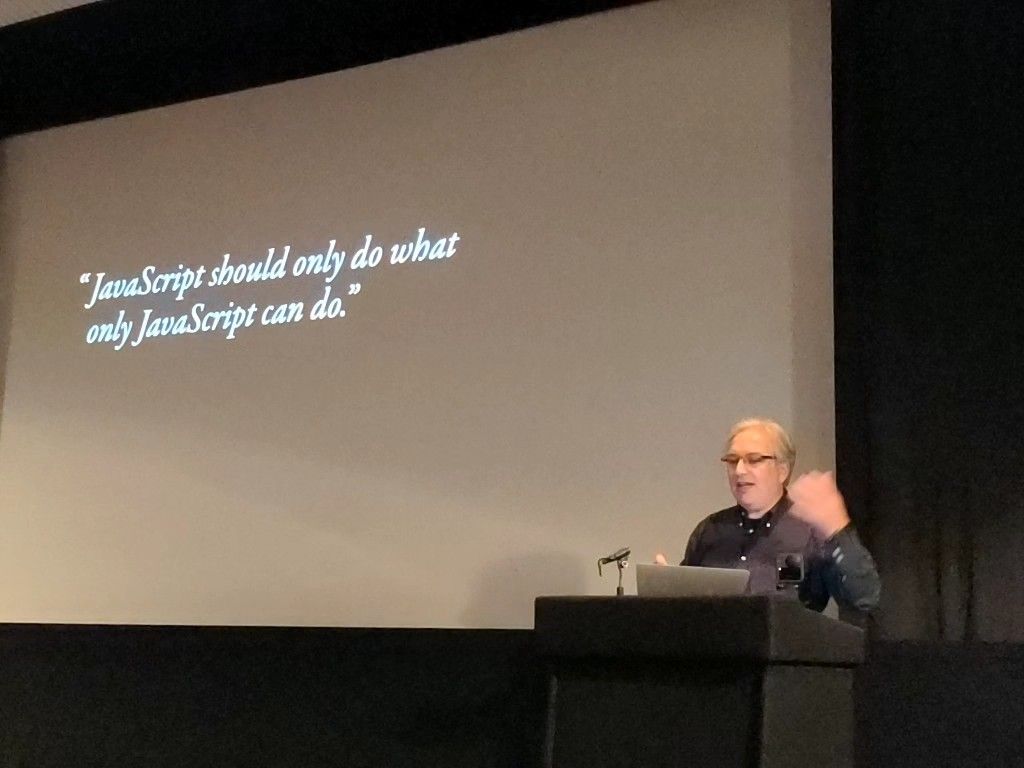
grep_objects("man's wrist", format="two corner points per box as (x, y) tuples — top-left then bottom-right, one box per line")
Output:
(815, 520), (845, 540)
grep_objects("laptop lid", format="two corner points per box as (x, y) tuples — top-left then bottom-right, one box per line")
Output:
(635, 563), (750, 598)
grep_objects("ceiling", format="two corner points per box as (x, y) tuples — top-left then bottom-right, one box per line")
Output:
(0, 0), (100, 28)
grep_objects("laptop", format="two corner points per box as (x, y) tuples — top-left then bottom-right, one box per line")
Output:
(635, 563), (750, 598)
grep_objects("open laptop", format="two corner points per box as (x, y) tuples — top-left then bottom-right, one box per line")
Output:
(635, 563), (750, 598)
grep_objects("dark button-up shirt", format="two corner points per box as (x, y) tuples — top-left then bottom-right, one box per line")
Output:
(682, 495), (880, 612)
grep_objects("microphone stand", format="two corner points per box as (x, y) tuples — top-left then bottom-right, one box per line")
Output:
(598, 548), (630, 596)
(614, 558), (627, 596)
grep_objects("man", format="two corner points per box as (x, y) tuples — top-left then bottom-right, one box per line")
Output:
(655, 418), (880, 613)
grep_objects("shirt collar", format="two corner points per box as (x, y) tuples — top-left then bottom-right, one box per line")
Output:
(738, 493), (791, 525)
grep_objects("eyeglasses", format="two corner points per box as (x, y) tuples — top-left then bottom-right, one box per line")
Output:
(720, 453), (777, 468)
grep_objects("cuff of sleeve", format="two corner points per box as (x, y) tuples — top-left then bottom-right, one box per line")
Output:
(824, 524), (858, 561)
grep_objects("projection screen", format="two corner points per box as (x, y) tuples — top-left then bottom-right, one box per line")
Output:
(0, 0), (833, 627)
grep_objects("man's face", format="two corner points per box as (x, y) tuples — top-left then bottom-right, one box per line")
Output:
(723, 426), (789, 515)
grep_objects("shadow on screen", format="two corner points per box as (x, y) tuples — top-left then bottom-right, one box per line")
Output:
(462, 551), (589, 629)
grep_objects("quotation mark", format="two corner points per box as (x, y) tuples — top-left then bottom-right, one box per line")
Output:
(79, 273), (91, 284)
(348, 283), (361, 295)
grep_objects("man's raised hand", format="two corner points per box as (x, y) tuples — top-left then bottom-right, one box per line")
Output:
(788, 470), (850, 539)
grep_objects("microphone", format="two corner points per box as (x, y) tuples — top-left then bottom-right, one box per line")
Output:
(597, 546), (631, 596)
(598, 547), (631, 565)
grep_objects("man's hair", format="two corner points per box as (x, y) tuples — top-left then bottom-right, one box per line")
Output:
(725, 418), (796, 480)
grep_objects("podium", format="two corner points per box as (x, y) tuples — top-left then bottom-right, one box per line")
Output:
(535, 596), (864, 768)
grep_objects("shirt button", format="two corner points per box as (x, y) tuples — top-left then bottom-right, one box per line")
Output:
(766, 522), (771, 528)
(740, 556), (747, 562)
(746, 529), (754, 534)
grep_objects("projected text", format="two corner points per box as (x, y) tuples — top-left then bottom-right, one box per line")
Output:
(79, 228), (461, 350)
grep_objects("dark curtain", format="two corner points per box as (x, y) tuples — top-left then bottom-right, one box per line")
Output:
(833, 1), (1024, 641)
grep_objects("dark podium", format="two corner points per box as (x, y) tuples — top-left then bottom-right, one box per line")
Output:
(535, 596), (864, 768)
